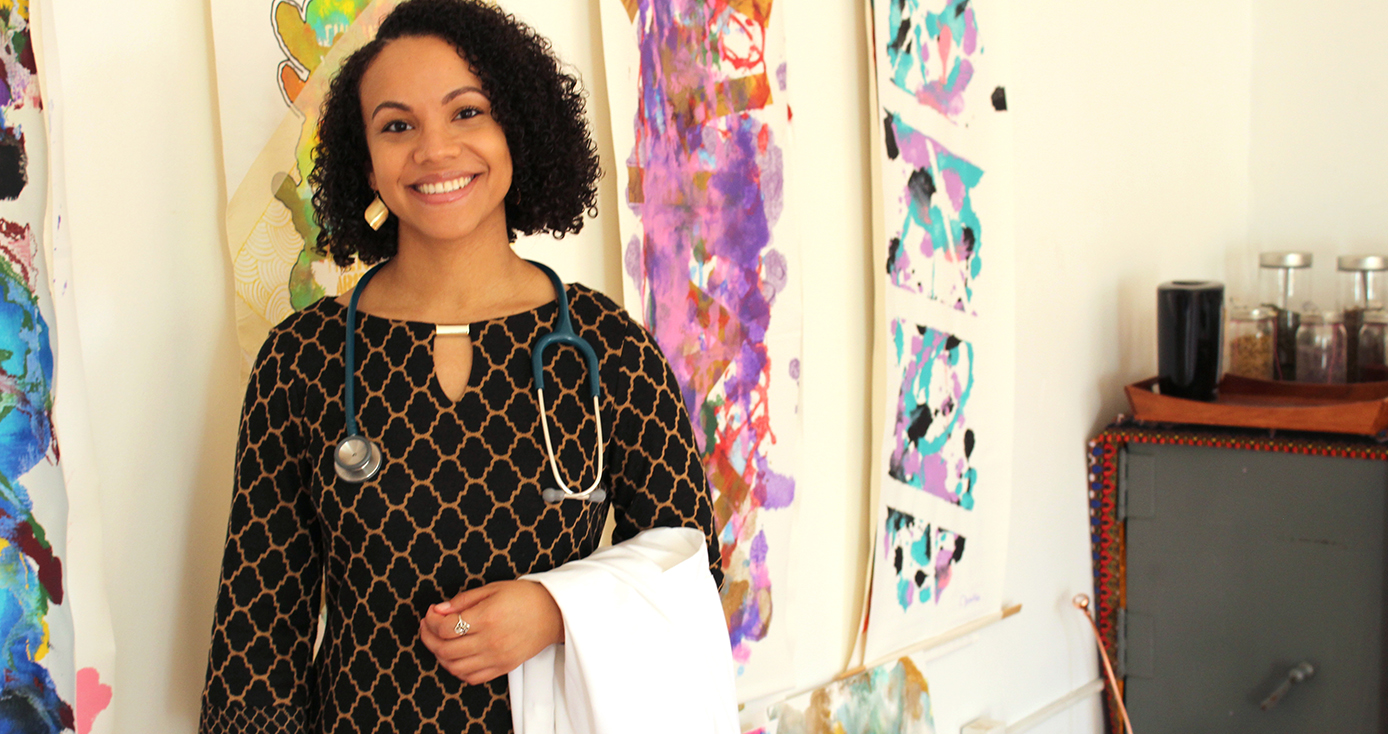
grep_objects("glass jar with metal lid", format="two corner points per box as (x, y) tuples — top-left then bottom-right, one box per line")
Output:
(1258, 251), (1313, 380)
(1337, 255), (1388, 381)
(1295, 306), (1346, 384)
(1224, 304), (1275, 380)
(1358, 309), (1388, 383)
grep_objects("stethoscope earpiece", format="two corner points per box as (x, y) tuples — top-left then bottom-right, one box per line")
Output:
(542, 487), (607, 505)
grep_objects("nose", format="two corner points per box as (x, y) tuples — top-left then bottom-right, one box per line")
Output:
(412, 121), (463, 164)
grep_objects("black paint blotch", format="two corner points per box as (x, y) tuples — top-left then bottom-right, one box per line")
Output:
(906, 405), (934, 444)
(963, 429), (975, 458)
(883, 114), (900, 160)
(890, 19), (911, 55)
(944, 335), (962, 352)
(886, 236), (903, 274)
(893, 546), (904, 574)
(960, 226), (977, 258)
(991, 86), (1007, 111)
(950, 537), (967, 562)
(0, 130), (27, 201)
(914, 569), (928, 586)
(955, 0), (970, 17)
(907, 167), (935, 209)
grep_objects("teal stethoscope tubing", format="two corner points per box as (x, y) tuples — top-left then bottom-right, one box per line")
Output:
(335, 260), (607, 504)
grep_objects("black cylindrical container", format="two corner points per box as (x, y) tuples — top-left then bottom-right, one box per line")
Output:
(1158, 281), (1224, 401)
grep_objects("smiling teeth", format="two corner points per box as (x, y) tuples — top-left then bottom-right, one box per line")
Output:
(416, 175), (474, 195)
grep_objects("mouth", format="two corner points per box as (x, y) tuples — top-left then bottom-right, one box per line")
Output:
(412, 174), (476, 195)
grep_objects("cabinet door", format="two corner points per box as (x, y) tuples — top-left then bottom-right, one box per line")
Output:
(1123, 442), (1385, 733)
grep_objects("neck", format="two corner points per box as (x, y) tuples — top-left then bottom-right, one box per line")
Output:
(355, 213), (551, 324)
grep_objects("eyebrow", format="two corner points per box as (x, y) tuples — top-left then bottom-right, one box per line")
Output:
(370, 86), (487, 120)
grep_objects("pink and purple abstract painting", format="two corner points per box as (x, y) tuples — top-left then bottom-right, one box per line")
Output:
(888, 319), (975, 510)
(884, 0), (979, 119)
(883, 111), (983, 312)
(883, 507), (966, 611)
(613, 0), (797, 671)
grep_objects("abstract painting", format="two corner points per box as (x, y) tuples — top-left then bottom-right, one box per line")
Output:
(888, 320), (974, 509)
(0, 8), (76, 730)
(860, 0), (1011, 669)
(882, 112), (983, 312)
(772, 656), (935, 734)
(883, 507), (967, 611)
(884, 0), (979, 119)
(600, 0), (801, 699)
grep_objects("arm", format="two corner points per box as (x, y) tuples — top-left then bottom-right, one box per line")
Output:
(200, 332), (322, 734)
(606, 318), (723, 587)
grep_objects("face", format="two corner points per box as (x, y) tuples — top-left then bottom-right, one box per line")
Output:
(358, 35), (513, 248)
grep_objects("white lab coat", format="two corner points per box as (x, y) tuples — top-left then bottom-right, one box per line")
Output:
(507, 526), (740, 734)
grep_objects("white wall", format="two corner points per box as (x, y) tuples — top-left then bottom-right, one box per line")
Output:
(1248, 0), (1388, 304)
(48, 0), (1348, 732)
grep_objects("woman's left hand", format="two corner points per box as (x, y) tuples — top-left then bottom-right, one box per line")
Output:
(419, 580), (565, 685)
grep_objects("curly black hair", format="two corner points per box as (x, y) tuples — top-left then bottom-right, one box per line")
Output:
(310, 0), (602, 266)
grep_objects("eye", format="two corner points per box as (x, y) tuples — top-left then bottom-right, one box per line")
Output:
(454, 106), (484, 121)
(380, 119), (412, 134)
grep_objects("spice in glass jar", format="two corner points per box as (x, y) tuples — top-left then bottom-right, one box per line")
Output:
(1224, 305), (1275, 379)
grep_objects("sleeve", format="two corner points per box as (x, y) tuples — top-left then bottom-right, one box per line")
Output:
(605, 318), (723, 588)
(200, 330), (322, 734)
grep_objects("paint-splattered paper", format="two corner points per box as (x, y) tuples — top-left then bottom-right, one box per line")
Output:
(600, 0), (802, 700)
(861, 0), (1013, 665)
(771, 656), (936, 734)
(0, 7), (88, 730)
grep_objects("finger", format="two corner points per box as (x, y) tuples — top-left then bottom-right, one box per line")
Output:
(432, 583), (500, 616)
(420, 619), (491, 662)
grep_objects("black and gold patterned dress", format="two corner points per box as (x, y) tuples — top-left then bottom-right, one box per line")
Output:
(199, 283), (720, 734)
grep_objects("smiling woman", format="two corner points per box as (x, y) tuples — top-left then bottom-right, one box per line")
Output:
(196, 1), (728, 733)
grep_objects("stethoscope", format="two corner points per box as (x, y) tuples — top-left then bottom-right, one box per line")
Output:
(333, 260), (608, 504)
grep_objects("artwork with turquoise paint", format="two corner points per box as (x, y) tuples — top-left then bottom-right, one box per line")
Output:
(860, 0), (1013, 670)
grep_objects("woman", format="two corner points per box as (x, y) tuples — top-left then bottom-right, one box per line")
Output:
(199, 1), (722, 731)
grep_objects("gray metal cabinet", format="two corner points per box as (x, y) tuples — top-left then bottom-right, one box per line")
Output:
(1120, 441), (1385, 732)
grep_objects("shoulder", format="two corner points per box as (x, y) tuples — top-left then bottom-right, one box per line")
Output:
(251, 298), (342, 380)
(566, 282), (648, 351)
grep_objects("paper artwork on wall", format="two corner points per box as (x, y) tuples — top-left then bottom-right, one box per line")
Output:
(600, 0), (802, 700)
(888, 320), (975, 508)
(883, 0), (979, 120)
(883, 114), (984, 312)
(0, 6), (87, 731)
(882, 507), (967, 612)
(770, 656), (936, 734)
(211, 0), (397, 366)
(860, 0), (1013, 665)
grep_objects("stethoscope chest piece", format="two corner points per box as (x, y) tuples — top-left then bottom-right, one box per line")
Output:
(334, 434), (382, 483)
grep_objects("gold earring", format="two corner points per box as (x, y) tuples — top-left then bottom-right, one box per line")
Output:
(364, 195), (390, 230)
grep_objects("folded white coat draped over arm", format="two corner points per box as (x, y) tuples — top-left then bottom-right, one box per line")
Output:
(507, 526), (740, 734)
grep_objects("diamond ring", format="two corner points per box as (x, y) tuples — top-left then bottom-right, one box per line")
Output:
(454, 616), (471, 636)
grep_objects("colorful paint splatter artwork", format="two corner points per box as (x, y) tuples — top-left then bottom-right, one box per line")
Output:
(888, 320), (975, 509)
(773, 657), (935, 734)
(884, 0), (979, 119)
(883, 507), (966, 611)
(0, 1), (38, 202)
(0, 223), (70, 734)
(0, 8), (75, 731)
(883, 111), (983, 311)
(610, 0), (798, 675)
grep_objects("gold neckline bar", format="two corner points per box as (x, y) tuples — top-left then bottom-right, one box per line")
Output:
(435, 324), (471, 336)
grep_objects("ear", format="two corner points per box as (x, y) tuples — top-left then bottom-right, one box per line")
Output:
(368, 170), (377, 191)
